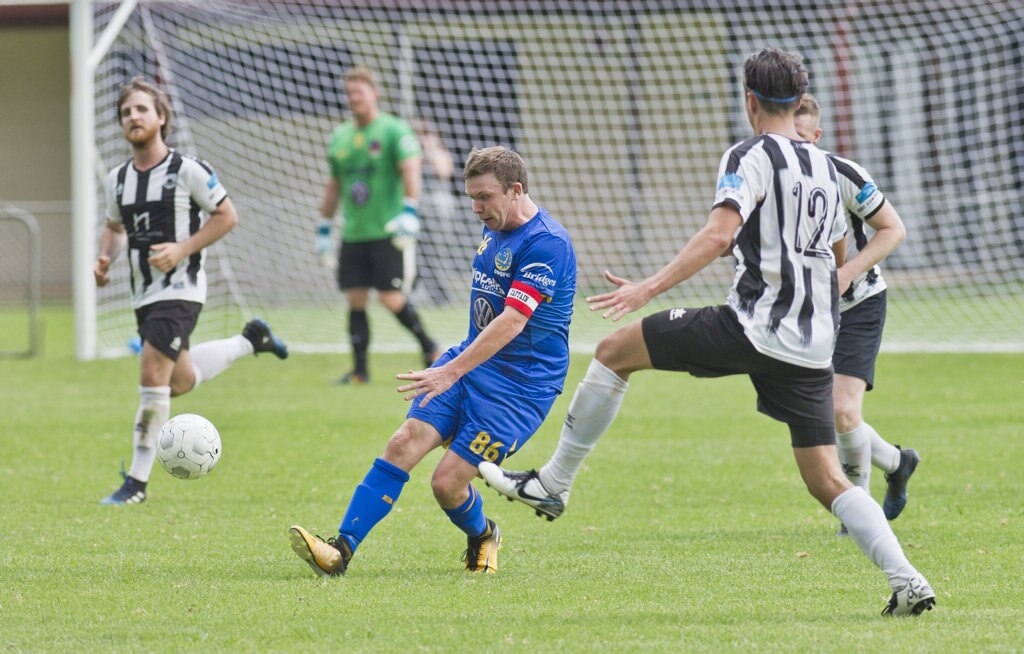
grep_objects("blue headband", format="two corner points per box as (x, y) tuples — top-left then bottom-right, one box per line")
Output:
(748, 88), (799, 104)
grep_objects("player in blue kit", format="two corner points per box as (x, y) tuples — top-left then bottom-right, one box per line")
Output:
(288, 146), (577, 575)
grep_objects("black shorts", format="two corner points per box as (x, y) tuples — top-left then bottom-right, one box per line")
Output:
(641, 305), (835, 447)
(134, 300), (202, 361)
(834, 291), (887, 391)
(338, 238), (407, 291)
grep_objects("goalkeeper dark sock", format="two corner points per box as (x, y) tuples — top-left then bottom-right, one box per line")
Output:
(393, 302), (435, 353)
(443, 485), (488, 538)
(349, 309), (369, 375)
(338, 458), (410, 553)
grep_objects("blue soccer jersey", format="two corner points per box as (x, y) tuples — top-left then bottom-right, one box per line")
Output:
(463, 208), (577, 393)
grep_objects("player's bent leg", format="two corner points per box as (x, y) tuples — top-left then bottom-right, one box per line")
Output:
(480, 325), (643, 519)
(833, 374), (866, 436)
(433, 450), (501, 573)
(796, 445), (935, 616)
(170, 350), (198, 397)
(593, 320), (654, 380)
(792, 444), (852, 509)
(382, 418), (444, 471)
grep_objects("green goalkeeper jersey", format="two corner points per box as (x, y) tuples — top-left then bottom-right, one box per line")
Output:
(327, 112), (422, 243)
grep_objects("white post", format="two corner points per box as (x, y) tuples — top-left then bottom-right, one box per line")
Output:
(71, 0), (96, 360)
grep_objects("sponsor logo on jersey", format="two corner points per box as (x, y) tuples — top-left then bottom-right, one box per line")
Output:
(116, 183), (124, 196)
(472, 269), (505, 296)
(477, 236), (492, 255)
(472, 296), (496, 330)
(669, 308), (687, 320)
(855, 181), (877, 204)
(132, 211), (151, 233)
(494, 247), (513, 273)
(206, 172), (219, 190)
(520, 262), (557, 292)
(350, 180), (371, 206)
(717, 172), (744, 190)
(162, 173), (178, 190)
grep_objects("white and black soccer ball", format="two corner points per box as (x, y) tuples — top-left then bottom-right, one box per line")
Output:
(156, 413), (221, 480)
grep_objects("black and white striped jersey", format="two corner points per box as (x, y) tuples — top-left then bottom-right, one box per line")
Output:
(827, 153), (888, 312)
(104, 149), (228, 309)
(714, 133), (845, 369)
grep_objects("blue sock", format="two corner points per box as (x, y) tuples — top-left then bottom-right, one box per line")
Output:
(443, 485), (488, 538)
(338, 458), (410, 553)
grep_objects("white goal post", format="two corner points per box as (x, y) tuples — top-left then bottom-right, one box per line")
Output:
(74, 0), (1024, 359)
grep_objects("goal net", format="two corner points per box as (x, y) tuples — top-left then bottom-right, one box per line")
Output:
(90, 0), (1024, 357)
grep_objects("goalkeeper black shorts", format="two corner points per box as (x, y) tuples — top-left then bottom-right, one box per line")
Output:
(338, 238), (407, 291)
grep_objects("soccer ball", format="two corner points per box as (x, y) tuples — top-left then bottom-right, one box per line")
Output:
(156, 413), (222, 480)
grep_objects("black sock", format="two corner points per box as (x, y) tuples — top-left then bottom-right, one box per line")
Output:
(394, 302), (435, 353)
(349, 309), (369, 374)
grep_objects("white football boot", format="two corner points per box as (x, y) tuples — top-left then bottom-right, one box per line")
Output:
(478, 462), (568, 521)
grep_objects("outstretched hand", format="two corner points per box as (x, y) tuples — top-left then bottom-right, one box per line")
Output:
(396, 364), (459, 407)
(586, 270), (653, 321)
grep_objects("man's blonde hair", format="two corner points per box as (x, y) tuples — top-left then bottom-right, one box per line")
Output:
(463, 146), (529, 193)
(795, 93), (821, 120)
(344, 65), (377, 89)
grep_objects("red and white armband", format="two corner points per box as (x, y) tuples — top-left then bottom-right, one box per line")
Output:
(505, 281), (543, 317)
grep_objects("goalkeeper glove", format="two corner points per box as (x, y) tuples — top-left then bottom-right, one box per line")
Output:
(385, 198), (420, 251)
(316, 219), (335, 269)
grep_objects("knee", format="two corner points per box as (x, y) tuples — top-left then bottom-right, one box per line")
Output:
(833, 395), (861, 434)
(380, 292), (406, 313)
(168, 379), (192, 397)
(382, 424), (419, 468)
(804, 468), (851, 508)
(429, 467), (463, 506)
(594, 333), (625, 375)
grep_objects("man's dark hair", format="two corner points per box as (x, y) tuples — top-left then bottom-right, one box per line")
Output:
(743, 48), (808, 115)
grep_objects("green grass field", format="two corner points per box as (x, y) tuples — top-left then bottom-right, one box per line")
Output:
(2, 307), (1023, 651)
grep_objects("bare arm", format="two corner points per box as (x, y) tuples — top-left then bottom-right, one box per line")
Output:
(147, 198), (239, 273)
(320, 178), (340, 218)
(94, 222), (127, 287)
(837, 201), (905, 295)
(396, 306), (529, 406)
(832, 235), (848, 268)
(399, 156), (422, 203)
(422, 133), (455, 180)
(589, 205), (742, 320)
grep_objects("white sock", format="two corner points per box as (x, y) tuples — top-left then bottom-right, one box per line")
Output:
(866, 421), (902, 474)
(836, 423), (872, 492)
(538, 359), (628, 494)
(831, 486), (918, 590)
(127, 385), (171, 483)
(189, 335), (253, 389)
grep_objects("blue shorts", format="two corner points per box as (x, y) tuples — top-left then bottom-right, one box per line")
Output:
(407, 349), (559, 467)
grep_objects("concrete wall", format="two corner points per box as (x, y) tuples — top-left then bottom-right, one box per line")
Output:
(0, 23), (72, 300)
